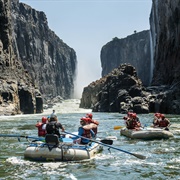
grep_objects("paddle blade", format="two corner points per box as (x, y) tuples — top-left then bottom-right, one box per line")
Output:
(114, 126), (124, 130)
(100, 139), (113, 145)
(132, 153), (146, 160)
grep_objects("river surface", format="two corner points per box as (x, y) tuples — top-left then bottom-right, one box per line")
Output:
(0, 99), (180, 180)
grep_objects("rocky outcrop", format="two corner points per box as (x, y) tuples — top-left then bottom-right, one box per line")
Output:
(101, 30), (151, 86)
(11, 0), (77, 100)
(80, 64), (151, 113)
(0, 0), (42, 115)
(80, 63), (180, 114)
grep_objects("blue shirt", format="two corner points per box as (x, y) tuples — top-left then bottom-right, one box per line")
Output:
(72, 127), (95, 144)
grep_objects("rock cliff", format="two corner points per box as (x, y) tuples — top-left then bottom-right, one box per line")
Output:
(150, 0), (180, 86)
(101, 30), (151, 86)
(0, 0), (77, 115)
(0, 0), (42, 115)
(11, 0), (77, 100)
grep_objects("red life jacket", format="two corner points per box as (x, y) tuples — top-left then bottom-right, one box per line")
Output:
(35, 122), (46, 137)
(82, 128), (92, 139)
(84, 118), (99, 135)
(127, 119), (138, 129)
(83, 123), (98, 136)
(158, 119), (169, 127)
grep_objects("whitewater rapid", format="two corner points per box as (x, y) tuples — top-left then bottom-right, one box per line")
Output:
(0, 99), (91, 120)
(43, 99), (92, 114)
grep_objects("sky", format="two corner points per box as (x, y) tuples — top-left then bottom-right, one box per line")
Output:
(19, 0), (152, 99)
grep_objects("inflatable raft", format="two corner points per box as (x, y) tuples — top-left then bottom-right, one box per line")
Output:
(120, 127), (174, 140)
(24, 134), (103, 162)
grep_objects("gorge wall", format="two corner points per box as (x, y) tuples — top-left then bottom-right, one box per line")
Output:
(80, 0), (180, 114)
(11, 0), (77, 100)
(0, 0), (42, 115)
(101, 30), (151, 86)
(0, 0), (77, 115)
(150, 0), (180, 86)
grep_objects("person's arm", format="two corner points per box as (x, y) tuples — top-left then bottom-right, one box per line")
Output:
(153, 117), (157, 124)
(123, 116), (128, 120)
(126, 120), (130, 128)
(92, 119), (99, 125)
(61, 126), (65, 132)
(163, 119), (170, 130)
(71, 127), (83, 140)
(35, 122), (42, 128)
(57, 122), (65, 131)
(166, 119), (171, 127)
(78, 127), (84, 136)
(90, 129), (95, 138)
(153, 117), (160, 127)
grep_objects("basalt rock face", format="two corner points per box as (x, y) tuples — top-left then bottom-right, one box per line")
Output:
(149, 0), (180, 114)
(80, 64), (151, 113)
(11, 0), (77, 100)
(150, 0), (180, 86)
(101, 30), (151, 86)
(0, 0), (42, 115)
(0, 0), (77, 115)
(79, 63), (177, 114)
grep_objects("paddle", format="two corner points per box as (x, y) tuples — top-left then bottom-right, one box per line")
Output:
(0, 134), (44, 141)
(100, 139), (113, 145)
(114, 126), (124, 130)
(64, 131), (146, 160)
(98, 136), (117, 145)
(0, 133), (114, 146)
(63, 132), (114, 145)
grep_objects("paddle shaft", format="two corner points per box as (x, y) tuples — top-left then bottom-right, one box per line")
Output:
(64, 131), (146, 159)
(0, 134), (44, 141)
(0, 134), (112, 144)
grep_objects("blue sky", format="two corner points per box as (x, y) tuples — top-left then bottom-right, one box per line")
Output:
(20, 0), (152, 98)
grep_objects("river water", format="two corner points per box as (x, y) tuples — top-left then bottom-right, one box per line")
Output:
(0, 99), (180, 180)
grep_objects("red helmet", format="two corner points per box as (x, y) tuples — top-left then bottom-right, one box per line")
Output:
(80, 117), (88, 123)
(132, 113), (137, 118)
(42, 117), (47, 123)
(86, 117), (93, 123)
(161, 114), (165, 118)
(155, 113), (161, 117)
(86, 113), (93, 119)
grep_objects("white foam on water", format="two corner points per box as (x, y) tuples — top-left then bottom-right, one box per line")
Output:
(6, 157), (27, 165)
(44, 99), (92, 114)
(0, 99), (91, 121)
(68, 174), (78, 180)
